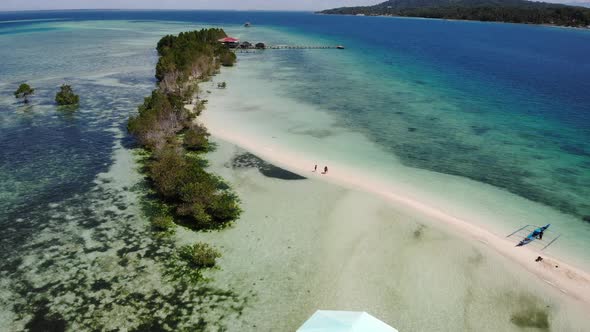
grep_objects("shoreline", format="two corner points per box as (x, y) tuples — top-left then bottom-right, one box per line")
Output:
(199, 116), (590, 309)
(316, 12), (590, 31)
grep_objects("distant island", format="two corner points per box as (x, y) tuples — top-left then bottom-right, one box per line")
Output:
(565, 1), (590, 8)
(320, 0), (590, 27)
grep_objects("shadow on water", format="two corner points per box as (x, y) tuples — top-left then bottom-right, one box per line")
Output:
(509, 294), (550, 330)
(413, 224), (426, 240)
(24, 300), (66, 332)
(232, 152), (306, 180)
(288, 126), (334, 139)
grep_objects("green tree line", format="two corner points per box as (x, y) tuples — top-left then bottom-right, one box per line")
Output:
(128, 28), (241, 231)
(321, 0), (590, 27)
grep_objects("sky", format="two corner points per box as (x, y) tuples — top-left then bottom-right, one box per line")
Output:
(0, 0), (382, 12)
(0, 0), (583, 12)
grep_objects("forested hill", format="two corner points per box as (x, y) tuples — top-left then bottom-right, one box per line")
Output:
(320, 0), (590, 27)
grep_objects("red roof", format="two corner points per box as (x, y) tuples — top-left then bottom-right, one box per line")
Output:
(218, 37), (239, 43)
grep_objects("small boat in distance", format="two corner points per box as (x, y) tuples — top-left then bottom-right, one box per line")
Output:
(337, 45), (345, 49)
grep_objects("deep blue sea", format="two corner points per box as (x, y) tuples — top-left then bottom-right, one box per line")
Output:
(0, 10), (589, 331)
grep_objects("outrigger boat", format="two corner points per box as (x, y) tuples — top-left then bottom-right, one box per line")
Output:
(517, 224), (550, 246)
(507, 224), (561, 250)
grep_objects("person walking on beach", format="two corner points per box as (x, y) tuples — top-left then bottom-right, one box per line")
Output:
(323, 166), (328, 174)
(314, 164), (317, 172)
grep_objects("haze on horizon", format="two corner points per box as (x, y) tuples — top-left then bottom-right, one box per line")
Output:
(0, 0), (375, 12)
(0, 0), (585, 12)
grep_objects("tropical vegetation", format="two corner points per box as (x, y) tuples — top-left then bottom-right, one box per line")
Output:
(321, 0), (590, 27)
(128, 28), (241, 231)
(151, 213), (175, 233)
(179, 243), (222, 269)
(55, 84), (80, 106)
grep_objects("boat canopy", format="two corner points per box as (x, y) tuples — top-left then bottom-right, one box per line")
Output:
(218, 37), (239, 43)
(297, 310), (398, 332)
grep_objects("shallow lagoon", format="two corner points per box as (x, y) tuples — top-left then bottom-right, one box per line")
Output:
(0, 19), (254, 331)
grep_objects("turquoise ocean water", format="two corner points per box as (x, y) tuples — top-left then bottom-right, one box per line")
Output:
(0, 10), (589, 330)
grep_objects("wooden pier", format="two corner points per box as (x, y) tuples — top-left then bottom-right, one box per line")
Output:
(235, 45), (345, 51)
(267, 45), (344, 50)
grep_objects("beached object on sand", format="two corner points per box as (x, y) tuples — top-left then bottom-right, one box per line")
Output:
(297, 310), (398, 332)
(517, 224), (551, 247)
(507, 224), (560, 250)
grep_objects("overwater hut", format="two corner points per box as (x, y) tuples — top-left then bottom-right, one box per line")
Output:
(240, 41), (252, 49)
(218, 37), (240, 48)
(255, 42), (266, 49)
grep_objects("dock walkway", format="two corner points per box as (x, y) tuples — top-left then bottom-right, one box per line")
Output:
(235, 45), (344, 51)
(267, 45), (343, 49)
